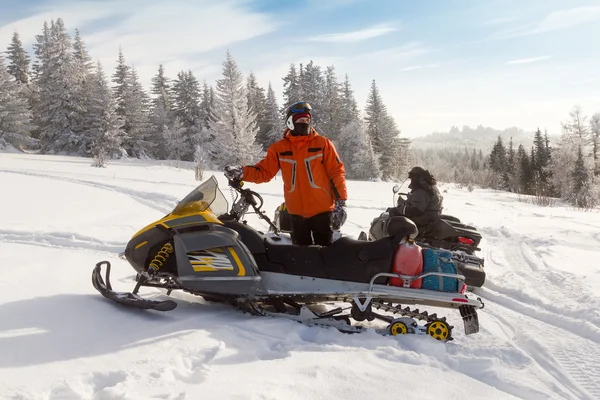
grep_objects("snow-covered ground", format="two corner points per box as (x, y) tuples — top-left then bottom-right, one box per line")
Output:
(1, 152), (599, 400)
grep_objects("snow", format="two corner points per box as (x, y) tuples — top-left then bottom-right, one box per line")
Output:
(1, 152), (600, 400)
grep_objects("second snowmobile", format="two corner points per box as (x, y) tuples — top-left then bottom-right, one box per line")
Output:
(92, 176), (484, 341)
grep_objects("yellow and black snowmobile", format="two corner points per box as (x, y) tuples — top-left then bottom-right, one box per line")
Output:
(92, 176), (484, 341)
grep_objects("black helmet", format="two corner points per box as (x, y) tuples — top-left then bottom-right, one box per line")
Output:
(408, 166), (425, 179)
(285, 101), (312, 130)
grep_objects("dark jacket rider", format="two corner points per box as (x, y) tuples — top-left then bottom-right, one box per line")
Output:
(394, 166), (443, 228)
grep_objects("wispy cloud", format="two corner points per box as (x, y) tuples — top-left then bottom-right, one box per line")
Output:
(505, 55), (553, 65)
(0, 0), (279, 87)
(308, 23), (398, 43)
(398, 63), (440, 72)
(492, 6), (600, 39)
(357, 41), (431, 61)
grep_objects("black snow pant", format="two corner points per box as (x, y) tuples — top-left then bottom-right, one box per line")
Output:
(289, 211), (332, 246)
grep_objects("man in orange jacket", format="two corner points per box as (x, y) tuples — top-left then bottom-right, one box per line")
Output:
(224, 101), (348, 246)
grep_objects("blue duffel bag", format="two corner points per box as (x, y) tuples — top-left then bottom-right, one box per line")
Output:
(421, 248), (462, 292)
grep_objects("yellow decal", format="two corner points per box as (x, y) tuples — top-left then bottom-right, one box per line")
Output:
(135, 240), (148, 250)
(189, 249), (234, 272)
(228, 247), (246, 276)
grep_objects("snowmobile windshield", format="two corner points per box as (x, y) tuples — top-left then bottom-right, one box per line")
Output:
(171, 175), (229, 217)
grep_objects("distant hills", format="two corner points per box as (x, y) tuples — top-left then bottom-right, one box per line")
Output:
(408, 125), (555, 152)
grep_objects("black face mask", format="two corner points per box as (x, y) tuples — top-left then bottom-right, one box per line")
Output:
(292, 122), (310, 136)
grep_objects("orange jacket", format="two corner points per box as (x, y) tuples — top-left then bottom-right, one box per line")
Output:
(242, 127), (347, 219)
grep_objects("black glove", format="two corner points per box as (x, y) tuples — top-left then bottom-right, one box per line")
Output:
(331, 199), (347, 230)
(224, 165), (243, 181)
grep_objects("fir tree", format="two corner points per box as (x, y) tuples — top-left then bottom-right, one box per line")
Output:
(572, 145), (589, 195)
(199, 81), (214, 130)
(34, 18), (80, 153)
(86, 61), (125, 166)
(6, 31), (30, 84)
(264, 82), (282, 147)
(590, 112), (600, 175)
(337, 120), (380, 180)
(149, 64), (174, 159)
(171, 69), (202, 160)
(516, 144), (533, 193)
(299, 61), (324, 127)
(364, 80), (398, 179)
(121, 67), (153, 157)
(246, 72), (269, 149)
(111, 48), (129, 119)
(0, 55), (33, 149)
(339, 74), (360, 123)
(71, 29), (95, 154)
(207, 50), (261, 167)
(319, 65), (342, 142)
(281, 63), (301, 111)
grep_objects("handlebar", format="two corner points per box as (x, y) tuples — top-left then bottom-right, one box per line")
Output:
(227, 179), (280, 234)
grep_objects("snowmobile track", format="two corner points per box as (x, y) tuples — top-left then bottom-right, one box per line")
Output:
(1, 169), (179, 214)
(0, 229), (124, 254)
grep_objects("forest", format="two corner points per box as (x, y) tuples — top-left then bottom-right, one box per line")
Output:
(1, 17), (598, 208)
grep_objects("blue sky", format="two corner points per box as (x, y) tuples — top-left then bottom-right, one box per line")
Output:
(1, 0), (600, 138)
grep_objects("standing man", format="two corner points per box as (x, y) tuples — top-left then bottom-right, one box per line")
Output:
(224, 101), (347, 246)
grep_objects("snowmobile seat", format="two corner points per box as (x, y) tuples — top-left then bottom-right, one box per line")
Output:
(386, 216), (419, 239)
(263, 235), (405, 284)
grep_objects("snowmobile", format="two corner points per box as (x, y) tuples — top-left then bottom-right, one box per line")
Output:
(358, 184), (486, 289)
(91, 176), (484, 341)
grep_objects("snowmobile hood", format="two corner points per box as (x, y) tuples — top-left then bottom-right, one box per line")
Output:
(130, 175), (227, 241)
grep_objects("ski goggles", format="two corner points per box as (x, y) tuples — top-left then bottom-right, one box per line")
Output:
(289, 102), (312, 114)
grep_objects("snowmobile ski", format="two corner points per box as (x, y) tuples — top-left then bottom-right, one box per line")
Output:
(92, 261), (177, 311)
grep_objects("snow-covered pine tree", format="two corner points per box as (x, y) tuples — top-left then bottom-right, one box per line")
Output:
(163, 117), (188, 161)
(570, 145), (598, 208)
(28, 21), (51, 139)
(505, 137), (516, 191)
(33, 18), (81, 154)
(172, 69), (202, 160)
(319, 65), (342, 142)
(364, 80), (399, 180)
(264, 82), (283, 147)
(71, 29), (96, 155)
(299, 61), (324, 128)
(149, 64), (174, 159)
(516, 144), (534, 194)
(281, 63), (301, 112)
(0, 55), (34, 149)
(389, 135), (413, 179)
(531, 127), (554, 195)
(337, 119), (380, 180)
(112, 48), (129, 119)
(207, 50), (261, 167)
(86, 61), (125, 167)
(550, 106), (598, 204)
(6, 31), (30, 84)
(199, 81), (214, 130)
(339, 74), (360, 123)
(246, 72), (270, 150)
(381, 116), (409, 179)
(590, 112), (600, 175)
(121, 67), (153, 157)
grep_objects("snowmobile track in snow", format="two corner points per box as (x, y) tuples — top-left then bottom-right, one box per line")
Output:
(0, 169), (179, 214)
(480, 227), (600, 399)
(0, 229), (124, 254)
